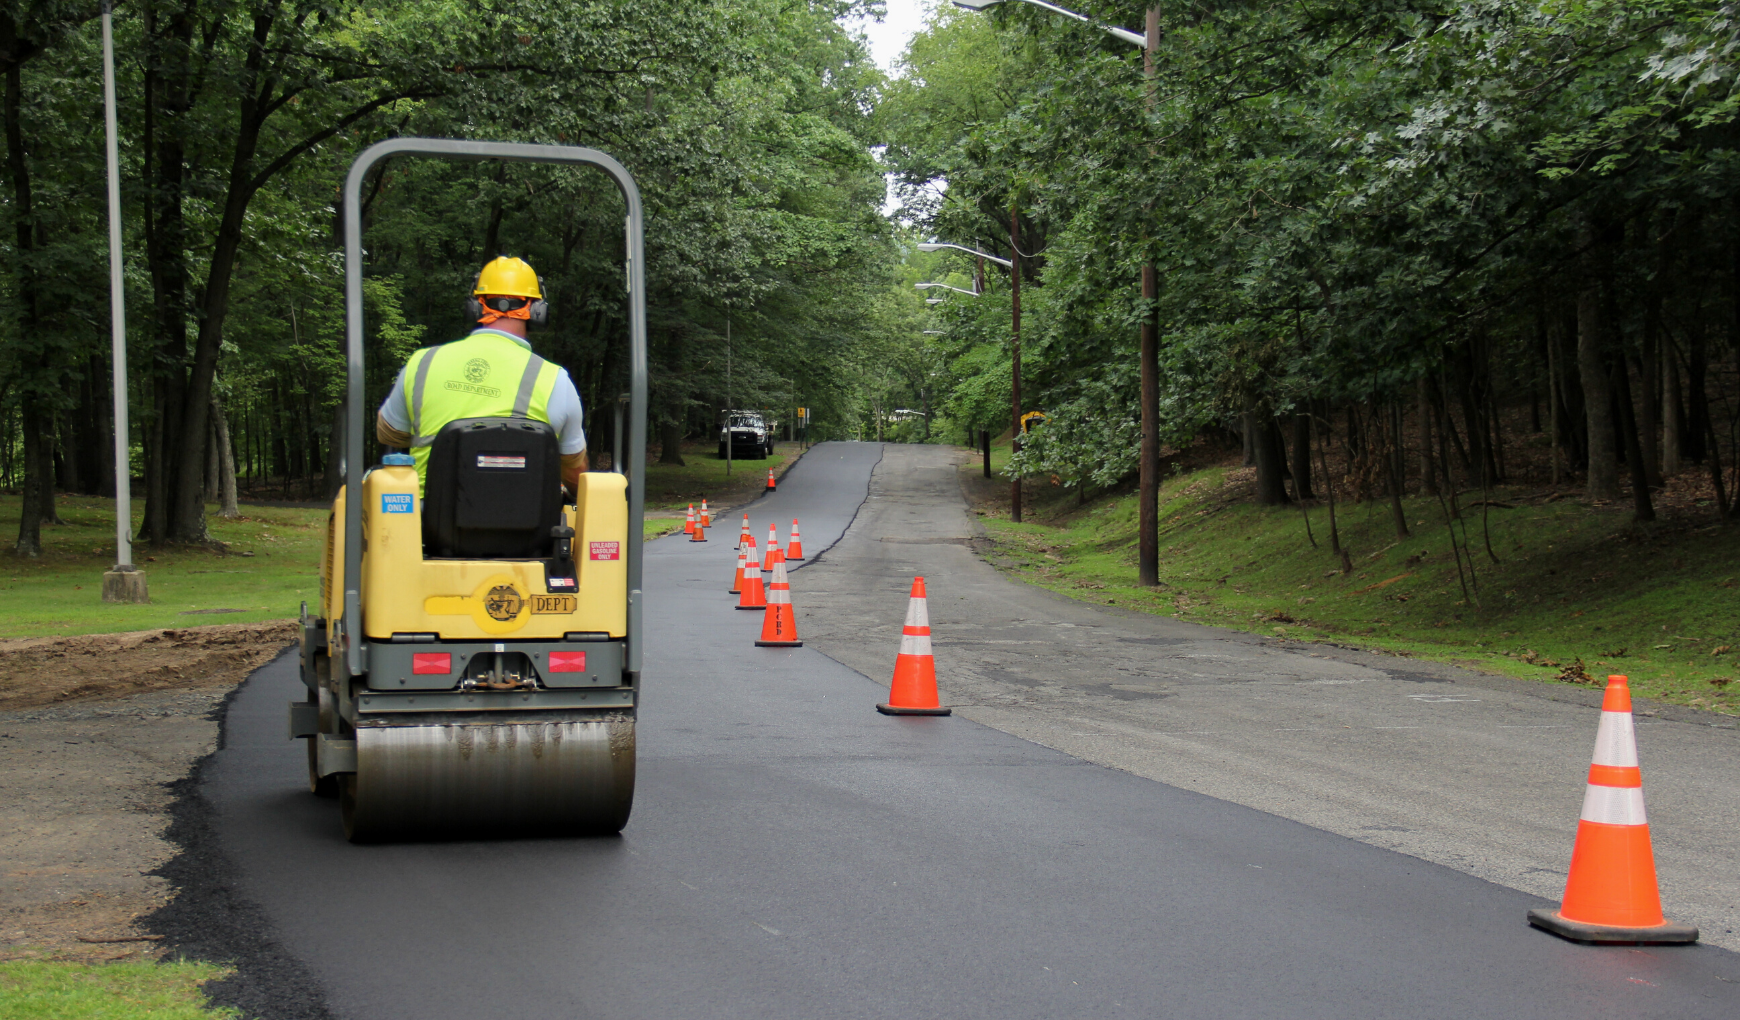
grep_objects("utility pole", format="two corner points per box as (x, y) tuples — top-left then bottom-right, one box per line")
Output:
(101, 0), (146, 604)
(724, 316), (732, 476)
(1137, 7), (1160, 587)
(1010, 205), (1023, 523)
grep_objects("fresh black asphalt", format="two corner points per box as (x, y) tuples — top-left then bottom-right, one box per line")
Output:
(182, 441), (1738, 1018)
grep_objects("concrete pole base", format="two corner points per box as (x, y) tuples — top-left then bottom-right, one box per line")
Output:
(102, 569), (149, 604)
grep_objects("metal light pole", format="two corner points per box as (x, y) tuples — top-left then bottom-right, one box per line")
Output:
(99, 0), (147, 604)
(950, 0), (1160, 582)
(916, 239), (1021, 516)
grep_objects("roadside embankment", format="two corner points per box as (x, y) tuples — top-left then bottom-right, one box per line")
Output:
(963, 449), (1740, 715)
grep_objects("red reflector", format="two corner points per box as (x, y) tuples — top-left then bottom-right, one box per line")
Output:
(549, 651), (587, 673)
(411, 652), (451, 675)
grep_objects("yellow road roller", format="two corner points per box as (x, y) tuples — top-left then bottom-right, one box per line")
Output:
(290, 138), (648, 841)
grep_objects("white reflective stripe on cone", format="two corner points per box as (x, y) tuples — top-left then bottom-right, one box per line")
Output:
(899, 632), (932, 657)
(1590, 711), (1639, 768)
(904, 597), (929, 629)
(1580, 783), (1648, 826)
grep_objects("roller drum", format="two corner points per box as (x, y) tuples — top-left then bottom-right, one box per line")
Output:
(343, 710), (634, 841)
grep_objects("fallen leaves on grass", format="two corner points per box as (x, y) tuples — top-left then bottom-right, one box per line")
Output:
(1556, 658), (1597, 686)
(1712, 645), (1732, 656)
(1711, 677), (1733, 688)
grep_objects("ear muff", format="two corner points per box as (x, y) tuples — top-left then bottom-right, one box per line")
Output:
(528, 278), (549, 326)
(464, 295), (485, 321)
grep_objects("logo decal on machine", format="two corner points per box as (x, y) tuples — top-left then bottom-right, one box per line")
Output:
(381, 493), (414, 514)
(483, 584), (524, 622)
(477, 454), (526, 469)
(589, 541), (620, 561)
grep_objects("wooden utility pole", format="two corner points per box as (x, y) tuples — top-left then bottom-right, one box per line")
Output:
(1137, 7), (1161, 587)
(1011, 202), (1023, 523)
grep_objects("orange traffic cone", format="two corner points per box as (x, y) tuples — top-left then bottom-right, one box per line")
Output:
(755, 555), (801, 647)
(877, 577), (950, 716)
(689, 514), (707, 542)
(700, 499), (712, 528)
(684, 505), (696, 535)
(735, 542), (766, 611)
(1527, 675), (1697, 943)
(729, 543), (747, 594)
(786, 519), (805, 560)
(766, 467), (776, 491)
(736, 514), (750, 550)
(763, 523), (781, 571)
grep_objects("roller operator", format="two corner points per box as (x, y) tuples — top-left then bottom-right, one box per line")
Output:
(377, 256), (588, 495)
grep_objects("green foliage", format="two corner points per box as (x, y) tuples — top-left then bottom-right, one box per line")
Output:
(884, 0), (1740, 494)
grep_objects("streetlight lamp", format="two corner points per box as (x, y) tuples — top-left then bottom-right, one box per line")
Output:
(916, 282), (981, 298)
(949, 0), (1164, 586)
(916, 241), (1012, 267)
(949, 0), (1145, 46)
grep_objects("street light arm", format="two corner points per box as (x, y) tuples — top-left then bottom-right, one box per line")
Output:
(916, 282), (981, 297)
(916, 241), (1013, 268)
(951, 0), (1146, 49)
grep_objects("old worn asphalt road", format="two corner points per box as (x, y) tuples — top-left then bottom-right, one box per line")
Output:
(204, 441), (1738, 1019)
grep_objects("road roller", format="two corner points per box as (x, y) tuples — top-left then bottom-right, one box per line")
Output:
(290, 138), (649, 841)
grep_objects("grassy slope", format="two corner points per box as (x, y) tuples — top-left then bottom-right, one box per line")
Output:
(969, 449), (1740, 715)
(0, 961), (236, 1019)
(0, 496), (323, 640)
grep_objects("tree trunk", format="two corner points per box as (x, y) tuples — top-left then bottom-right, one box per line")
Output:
(1662, 337), (1682, 477)
(14, 412), (44, 556)
(1239, 412), (1254, 466)
(1253, 414), (1289, 505)
(140, 1), (195, 544)
(1289, 413), (1313, 499)
(1685, 315), (1709, 464)
(1639, 306), (1662, 487)
(213, 397), (239, 518)
(3, 36), (57, 550)
(1577, 224), (1620, 499)
(1389, 402), (1411, 538)
(322, 400), (344, 501)
(658, 421), (686, 466)
(1418, 378), (1438, 494)
(1612, 360), (1655, 522)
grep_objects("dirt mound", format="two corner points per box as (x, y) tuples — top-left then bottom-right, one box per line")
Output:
(0, 622), (298, 713)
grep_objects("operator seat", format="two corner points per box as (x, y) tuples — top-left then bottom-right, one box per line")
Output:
(422, 418), (563, 559)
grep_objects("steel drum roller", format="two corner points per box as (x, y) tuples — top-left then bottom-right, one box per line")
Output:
(343, 711), (634, 840)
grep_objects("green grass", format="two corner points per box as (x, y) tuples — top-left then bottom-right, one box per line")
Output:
(0, 495), (323, 640)
(0, 960), (237, 1019)
(974, 459), (1740, 715)
(0, 489), (708, 640)
(643, 444), (793, 513)
(643, 518), (686, 540)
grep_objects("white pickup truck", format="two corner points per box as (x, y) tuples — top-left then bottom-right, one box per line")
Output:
(718, 411), (775, 459)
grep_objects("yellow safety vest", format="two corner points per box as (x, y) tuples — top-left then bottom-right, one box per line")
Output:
(402, 332), (560, 495)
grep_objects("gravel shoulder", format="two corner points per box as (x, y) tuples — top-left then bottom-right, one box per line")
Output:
(0, 623), (295, 962)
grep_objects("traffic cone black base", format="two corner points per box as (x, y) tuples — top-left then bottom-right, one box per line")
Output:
(876, 704), (951, 716)
(1526, 909), (1697, 944)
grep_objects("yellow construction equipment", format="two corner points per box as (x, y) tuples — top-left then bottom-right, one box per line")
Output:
(291, 139), (648, 841)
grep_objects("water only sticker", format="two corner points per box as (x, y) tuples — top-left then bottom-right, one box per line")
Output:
(381, 493), (414, 514)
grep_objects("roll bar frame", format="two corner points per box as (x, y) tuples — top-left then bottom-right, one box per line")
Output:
(338, 138), (648, 680)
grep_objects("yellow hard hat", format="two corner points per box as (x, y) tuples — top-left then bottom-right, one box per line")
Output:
(473, 256), (542, 298)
